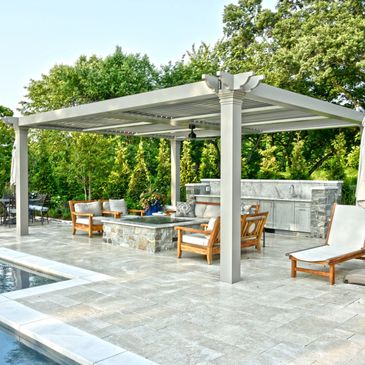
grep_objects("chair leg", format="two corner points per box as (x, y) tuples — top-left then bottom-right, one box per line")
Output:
(291, 258), (297, 278)
(88, 227), (93, 238)
(329, 264), (335, 285)
(255, 240), (261, 252)
(72, 226), (76, 235)
(177, 232), (182, 258)
(207, 249), (213, 265)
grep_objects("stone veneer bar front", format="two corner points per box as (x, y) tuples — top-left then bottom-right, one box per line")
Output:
(102, 217), (207, 253)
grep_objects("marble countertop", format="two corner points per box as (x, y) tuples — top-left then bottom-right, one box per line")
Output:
(194, 194), (312, 203)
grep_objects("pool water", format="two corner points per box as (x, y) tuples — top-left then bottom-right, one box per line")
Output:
(0, 328), (58, 365)
(0, 261), (60, 294)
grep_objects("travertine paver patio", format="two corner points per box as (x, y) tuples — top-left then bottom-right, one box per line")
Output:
(0, 223), (365, 365)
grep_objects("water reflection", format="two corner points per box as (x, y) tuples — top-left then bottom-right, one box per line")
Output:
(0, 329), (58, 365)
(0, 262), (57, 293)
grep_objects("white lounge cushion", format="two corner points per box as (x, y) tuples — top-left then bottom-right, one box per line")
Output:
(103, 201), (110, 211)
(207, 218), (216, 231)
(74, 201), (101, 216)
(76, 216), (104, 225)
(203, 205), (220, 218)
(291, 245), (361, 262)
(327, 205), (365, 251)
(195, 204), (206, 218)
(183, 233), (209, 246)
(109, 199), (128, 215)
(292, 205), (365, 262)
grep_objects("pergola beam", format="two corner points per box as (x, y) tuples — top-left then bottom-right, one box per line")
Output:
(18, 81), (216, 127)
(249, 83), (363, 124)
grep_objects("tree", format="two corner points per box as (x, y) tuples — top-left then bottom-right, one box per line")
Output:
(158, 43), (222, 88)
(20, 46), (158, 114)
(325, 132), (347, 180)
(128, 140), (150, 202)
(199, 141), (220, 179)
(180, 140), (198, 198)
(0, 106), (14, 194)
(258, 135), (280, 179)
(68, 133), (112, 199)
(221, 0), (365, 107)
(287, 133), (309, 179)
(155, 139), (170, 197)
(105, 138), (131, 198)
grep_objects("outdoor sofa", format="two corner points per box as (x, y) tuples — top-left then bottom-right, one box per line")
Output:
(69, 199), (144, 238)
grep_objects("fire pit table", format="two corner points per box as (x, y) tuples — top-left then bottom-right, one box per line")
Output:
(102, 216), (208, 253)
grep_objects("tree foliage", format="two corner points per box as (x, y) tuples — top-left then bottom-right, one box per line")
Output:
(128, 140), (151, 202)
(199, 141), (220, 179)
(0, 106), (14, 194)
(155, 139), (171, 197)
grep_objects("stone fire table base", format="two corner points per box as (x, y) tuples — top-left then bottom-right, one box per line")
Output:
(102, 216), (207, 253)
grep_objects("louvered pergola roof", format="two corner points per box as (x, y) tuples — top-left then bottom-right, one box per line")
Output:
(16, 74), (363, 138)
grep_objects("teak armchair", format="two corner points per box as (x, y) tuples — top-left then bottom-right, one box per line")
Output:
(288, 204), (365, 285)
(175, 217), (220, 264)
(241, 212), (268, 252)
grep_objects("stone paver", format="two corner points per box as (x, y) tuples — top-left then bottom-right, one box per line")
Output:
(1, 222), (365, 364)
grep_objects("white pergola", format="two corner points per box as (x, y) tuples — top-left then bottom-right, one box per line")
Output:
(6, 71), (364, 284)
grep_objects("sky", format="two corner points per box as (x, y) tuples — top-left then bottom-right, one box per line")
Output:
(0, 0), (275, 116)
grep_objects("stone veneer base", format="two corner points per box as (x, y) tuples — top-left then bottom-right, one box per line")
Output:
(103, 219), (206, 253)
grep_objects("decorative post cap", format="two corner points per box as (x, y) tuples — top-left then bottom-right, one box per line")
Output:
(202, 71), (264, 93)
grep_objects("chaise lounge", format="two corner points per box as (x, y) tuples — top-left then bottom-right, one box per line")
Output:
(288, 204), (365, 285)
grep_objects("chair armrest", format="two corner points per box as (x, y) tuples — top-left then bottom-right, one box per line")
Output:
(72, 212), (93, 217)
(174, 226), (211, 235)
(128, 209), (145, 216)
(102, 210), (121, 218)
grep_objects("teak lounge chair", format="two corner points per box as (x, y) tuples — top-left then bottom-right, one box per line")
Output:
(241, 212), (268, 252)
(288, 204), (365, 285)
(175, 217), (220, 264)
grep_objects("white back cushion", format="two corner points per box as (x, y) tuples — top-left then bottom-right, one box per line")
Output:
(103, 201), (110, 211)
(109, 199), (128, 215)
(203, 205), (220, 218)
(207, 218), (216, 231)
(74, 201), (101, 216)
(195, 204), (206, 218)
(328, 205), (365, 250)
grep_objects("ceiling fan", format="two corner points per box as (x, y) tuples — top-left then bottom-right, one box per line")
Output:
(188, 123), (196, 139)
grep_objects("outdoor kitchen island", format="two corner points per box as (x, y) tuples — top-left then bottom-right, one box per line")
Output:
(102, 216), (207, 253)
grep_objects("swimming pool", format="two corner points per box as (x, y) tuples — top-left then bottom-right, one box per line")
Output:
(0, 260), (62, 294)
(0, 261), (66, 364)
(0, 327), (59, 365)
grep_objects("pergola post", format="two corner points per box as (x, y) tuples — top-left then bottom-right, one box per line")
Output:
(14, 125), (29, 236)
(170, 139), (181, 207)
(219, 90), (244, 284)
(356, 118), (365, 207)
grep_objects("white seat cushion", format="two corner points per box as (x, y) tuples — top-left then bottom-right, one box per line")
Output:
(109, 199), (128, 215)
(74, 202), (102, 216)
(183, 233), (209, 246)
(30, 205), (48, 212)
(76, 216), (104, 225)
